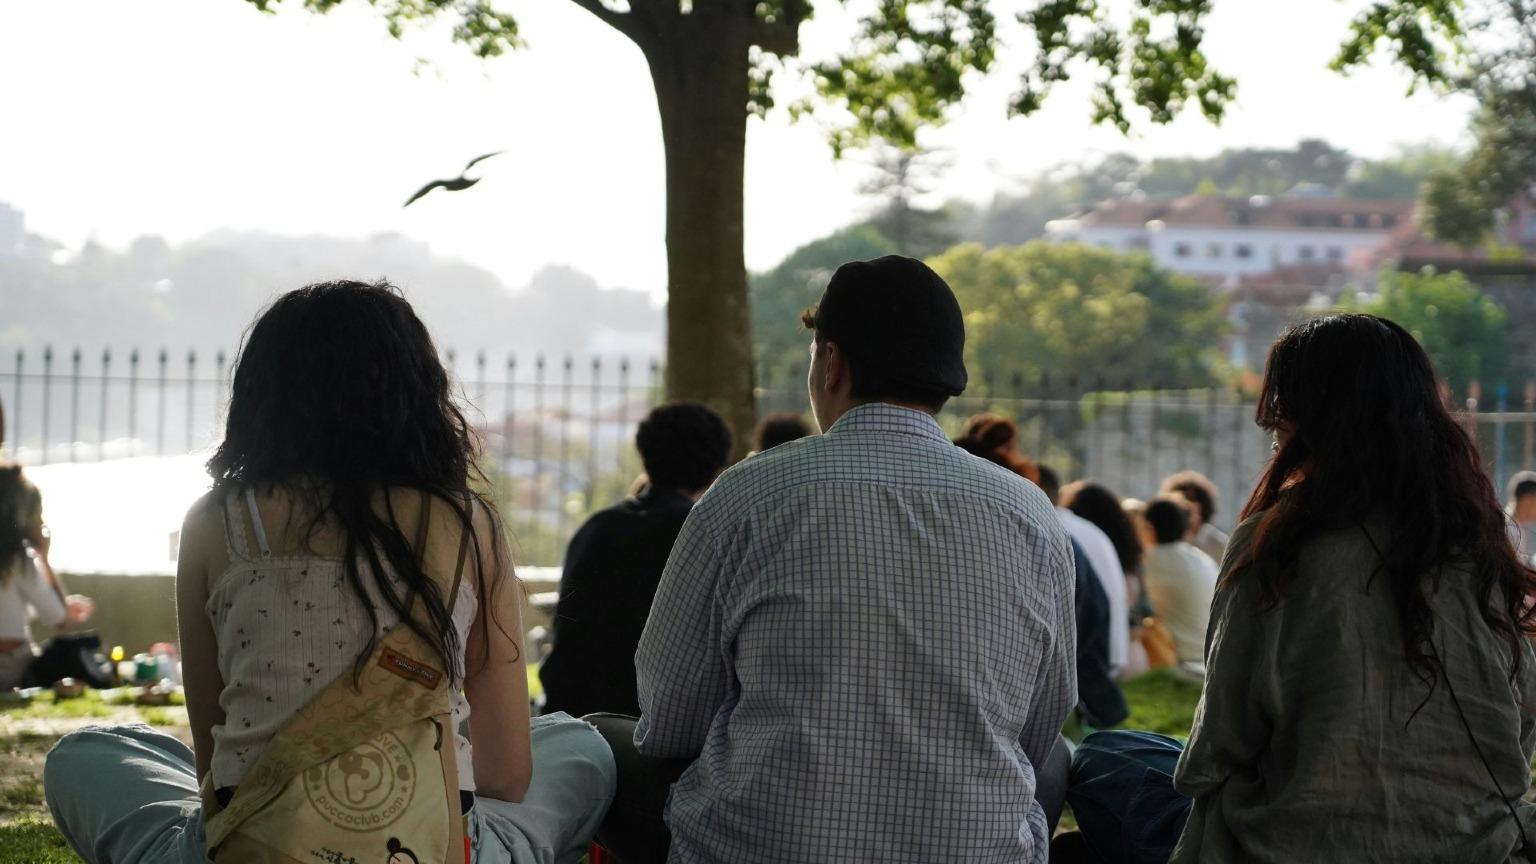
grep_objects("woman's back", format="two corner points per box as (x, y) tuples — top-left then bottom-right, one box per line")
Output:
(1172, 518), (1536, 863)
(201, 486), (478, 792)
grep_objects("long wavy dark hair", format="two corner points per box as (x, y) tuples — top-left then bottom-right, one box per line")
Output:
(1239, 313), (1536, 684)
(1062, 481), (1142, 576)
(208, 280), (502, 683)
(0, 465), (39, 583)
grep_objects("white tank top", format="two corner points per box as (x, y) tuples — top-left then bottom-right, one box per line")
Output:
(207, 490), (477, 791)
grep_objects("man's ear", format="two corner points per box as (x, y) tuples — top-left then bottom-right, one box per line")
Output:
(822, 341), (847, 394)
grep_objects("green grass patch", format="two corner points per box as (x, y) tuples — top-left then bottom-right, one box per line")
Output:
(1, 691), (115, 722)
(0, 818), (77, 863)
(1119, 669), (1203, 740)
(1, 778), (43, 811)
(138, 707), (185, 728)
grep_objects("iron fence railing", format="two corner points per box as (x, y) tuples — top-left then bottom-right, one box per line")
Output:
(3, 346), (1534, 566)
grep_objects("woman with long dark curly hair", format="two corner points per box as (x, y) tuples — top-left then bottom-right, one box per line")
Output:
(1059, 314), (1536, 864)
(45, 281), (615, 864)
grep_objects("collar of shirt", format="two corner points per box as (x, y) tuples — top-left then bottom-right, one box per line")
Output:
(826, 402), (948, 443)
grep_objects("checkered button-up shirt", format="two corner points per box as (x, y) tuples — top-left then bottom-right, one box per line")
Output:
(635, 403), (1078, 863)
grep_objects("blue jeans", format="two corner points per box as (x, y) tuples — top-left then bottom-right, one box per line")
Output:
(1066, 730), (1192, 864)
(45, 714), (616, 864)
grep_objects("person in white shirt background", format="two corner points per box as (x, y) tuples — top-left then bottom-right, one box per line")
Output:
(1140, 496), (1218, 682)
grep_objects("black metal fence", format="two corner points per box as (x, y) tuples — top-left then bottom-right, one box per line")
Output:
(3, 346), (1534, 566)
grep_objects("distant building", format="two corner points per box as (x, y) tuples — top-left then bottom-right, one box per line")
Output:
(1045, 188), (1414, 288)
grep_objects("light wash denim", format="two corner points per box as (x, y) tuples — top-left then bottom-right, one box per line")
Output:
(45, 712), (616, 864)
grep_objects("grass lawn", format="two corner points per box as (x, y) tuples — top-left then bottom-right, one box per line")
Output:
(0, 673), (1208, 862)
(0, 689), (190, 863)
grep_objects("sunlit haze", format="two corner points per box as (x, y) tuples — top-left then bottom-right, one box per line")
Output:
(1, 0), (1475, 300)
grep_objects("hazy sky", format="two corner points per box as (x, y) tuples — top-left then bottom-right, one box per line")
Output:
(1, 1), (1474, 299)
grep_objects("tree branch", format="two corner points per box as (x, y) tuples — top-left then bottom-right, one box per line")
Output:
(567, 0), (641, 39)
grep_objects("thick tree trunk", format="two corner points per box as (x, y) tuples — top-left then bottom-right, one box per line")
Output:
(644, 23), (759, 457)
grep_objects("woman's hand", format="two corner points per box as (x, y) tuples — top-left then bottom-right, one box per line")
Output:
(64, 595), (94, 623)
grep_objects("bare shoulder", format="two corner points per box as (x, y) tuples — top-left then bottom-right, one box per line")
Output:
(180, 489), (227, 551)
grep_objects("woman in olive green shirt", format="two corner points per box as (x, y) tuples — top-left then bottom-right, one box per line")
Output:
(1063, 314), (1536, 864)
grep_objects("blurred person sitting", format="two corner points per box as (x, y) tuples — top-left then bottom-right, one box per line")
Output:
(1039, 465), (1130, 679)
(1141, 496), (1218, 680)
(1506, 470), (1536, 563)
(753, 412), (813, 453)
(956, 416), (1126, 728)
(0, 465), (93, 689)
(540, 402), (732, 718)
(1160, 471), (1229, 564)
(1062, 481), (1148, 678)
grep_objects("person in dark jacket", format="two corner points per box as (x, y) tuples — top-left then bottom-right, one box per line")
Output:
(539, 402), (732, 717)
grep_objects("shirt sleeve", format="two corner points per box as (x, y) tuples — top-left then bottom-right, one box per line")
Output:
(633, 502), (731, 758)
(1019, 526), (1078, 770)
(17, 552), (67, 628)
(1174, 522), (1271, 796)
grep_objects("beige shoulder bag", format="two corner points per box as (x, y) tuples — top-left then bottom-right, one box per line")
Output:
(203, 496), (472, 864)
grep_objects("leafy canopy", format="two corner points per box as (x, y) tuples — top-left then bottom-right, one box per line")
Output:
(242, 0), (1468, 151)
(1351, 267), (1510, 388)
(926, 241), (1227, 391)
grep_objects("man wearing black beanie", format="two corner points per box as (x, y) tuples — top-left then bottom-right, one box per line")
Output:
(593, 256), (1077, 864)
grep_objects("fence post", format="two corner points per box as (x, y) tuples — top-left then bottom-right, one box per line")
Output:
(128, 349), (140, 456)
(1525, 380), (1536, 472)
(533, 355), (547, 564)
(558, 356), (575, 554)
(1036, 372), (1050, 460)
(99, 348), (111, 460)
(503, 354), (516, 502)
(1232, 382), (1246, 504)
(588, 357), (601, 513)
(186, 350), (197, 453)
(1147, 382), (1160, 496)
(1465, 380), (1482, 428)
(475, 351), (488, 415)
(1204, 385), (1218, 482)
(1090, 377), (1106, 480)
(69, 348), (81, 463)
(156, 348), (168, 457)
(41, 347), (53, 462)
(1065, 374), (1081, 478)
(216, 350), (228, 426)
(1119, 377), (1134, 489)
(618, 357), (632, 492)
(1495, 381), (1509, 493)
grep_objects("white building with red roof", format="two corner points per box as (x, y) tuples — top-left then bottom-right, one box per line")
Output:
(1045, 186), (1415, 287)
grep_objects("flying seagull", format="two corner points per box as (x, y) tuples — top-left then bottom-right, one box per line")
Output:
(403, 151), (503, 208)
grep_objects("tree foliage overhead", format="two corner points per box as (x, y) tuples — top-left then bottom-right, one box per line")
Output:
(1418, 0), (1536, 246)
(926, 241), (1227, 392)
(244, 0), (1467, 153)
(1351, 267), (1510, 388)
